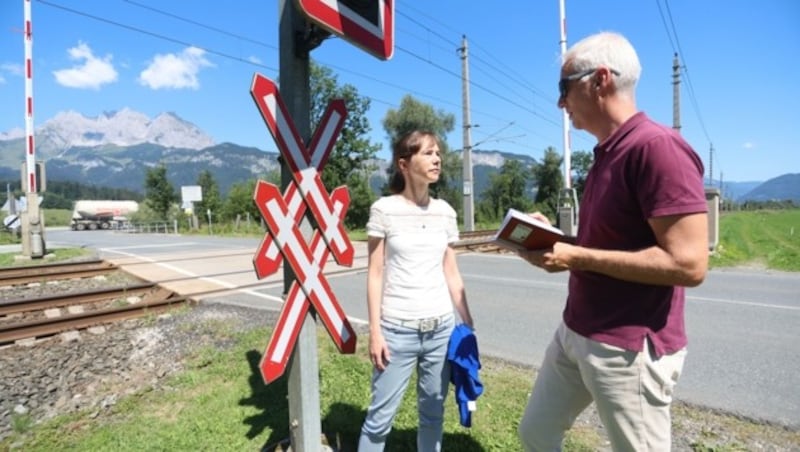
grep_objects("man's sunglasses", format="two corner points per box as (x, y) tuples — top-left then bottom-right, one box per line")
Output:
(559, 68), (620, 100)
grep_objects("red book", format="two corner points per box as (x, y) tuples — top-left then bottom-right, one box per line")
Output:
(492, 208), (575, 251)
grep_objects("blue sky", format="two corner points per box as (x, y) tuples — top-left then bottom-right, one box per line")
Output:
(1, 0), (798, 183)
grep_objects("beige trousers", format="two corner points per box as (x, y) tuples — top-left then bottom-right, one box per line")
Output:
(518, 322), (686, 452)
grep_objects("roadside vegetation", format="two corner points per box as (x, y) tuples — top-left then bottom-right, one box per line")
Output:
(1, 208), (798, 450)
(710, 209), (800, 271)
(3, 320), (798, 451)
(0, 246), (93, 267)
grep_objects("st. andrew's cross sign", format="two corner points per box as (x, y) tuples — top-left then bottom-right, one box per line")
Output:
(250, 74), (357, 383)
(297, 0), (394, 60)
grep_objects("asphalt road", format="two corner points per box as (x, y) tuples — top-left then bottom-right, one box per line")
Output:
(38, 228), (800, 428)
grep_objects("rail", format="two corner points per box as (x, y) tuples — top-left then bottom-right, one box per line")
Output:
(0, 292), (193, 344)
(0, 260), (118, 287)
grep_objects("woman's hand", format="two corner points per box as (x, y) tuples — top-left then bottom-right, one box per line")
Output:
(369, 331), (391, 371)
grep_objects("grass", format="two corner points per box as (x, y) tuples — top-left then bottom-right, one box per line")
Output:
(0, 246), (95, 267)
(3, 319), (798, 451)
(0, 323), (601, 451)
(710, 209), (800, 271)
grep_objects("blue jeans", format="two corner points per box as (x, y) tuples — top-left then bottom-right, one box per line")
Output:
(358, 315), (455, 452)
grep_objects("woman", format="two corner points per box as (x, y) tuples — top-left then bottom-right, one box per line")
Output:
(358, 130), (474, 452)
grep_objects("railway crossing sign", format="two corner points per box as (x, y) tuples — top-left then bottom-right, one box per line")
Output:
(250, 74), (356, 383)
(296, 0), (394, 60)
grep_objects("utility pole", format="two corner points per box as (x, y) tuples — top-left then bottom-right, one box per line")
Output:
(557, 0), (578, 236)
(708, 143), (714, 186)
(20, 0), (45, 259)
(672, 53), (681, 132)
(458, 35), (474, 232)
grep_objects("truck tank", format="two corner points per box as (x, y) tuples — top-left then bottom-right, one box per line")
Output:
(71, 200), (139, 231)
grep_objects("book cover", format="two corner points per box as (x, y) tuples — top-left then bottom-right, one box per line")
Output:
(492, 208), (575, 251)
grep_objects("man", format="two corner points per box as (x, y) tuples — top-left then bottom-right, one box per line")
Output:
(517, 32), (709, 451)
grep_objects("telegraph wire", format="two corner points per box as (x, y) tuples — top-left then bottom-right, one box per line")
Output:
(663, 1), (712, 142)
(396, 1), (567, 139)
(123, 0), (278, 51)
(35, 0), (279, 73)
(656, 0), (717, 172)
(34, 0), (571, 154)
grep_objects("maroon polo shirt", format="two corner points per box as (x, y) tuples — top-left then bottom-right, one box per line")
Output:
(564, 112), (707, 357)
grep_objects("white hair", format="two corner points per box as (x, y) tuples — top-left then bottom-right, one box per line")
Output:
(564, 32), (642, 98)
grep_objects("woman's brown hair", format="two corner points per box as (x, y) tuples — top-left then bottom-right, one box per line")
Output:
(388, 130), (439, 194)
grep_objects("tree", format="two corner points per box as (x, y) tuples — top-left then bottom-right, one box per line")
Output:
(532, 147), (564, 219)
(144, 164), (177, 220)
(222, 179), (260, 224)
(570, 150), (594, 202)
(193, 170), (222, 225)
(477, 158), (532, 223)
(381, 95), (461, 218)
(310, 62), (380, 228)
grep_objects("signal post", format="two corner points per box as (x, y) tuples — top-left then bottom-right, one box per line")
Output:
(251, 1), (394, 450)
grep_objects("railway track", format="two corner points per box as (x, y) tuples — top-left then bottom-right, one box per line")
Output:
(0, 259), (118, 287)
(0, 261), (195, 345)
(0, 290), (193, 345)
(0, 233), (506, 345)
(456, 229), (506, 253)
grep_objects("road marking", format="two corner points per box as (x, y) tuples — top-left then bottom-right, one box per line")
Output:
(688, 295), (800, 311)
(463, 272), (568, 288)
(101, 243), (201, 250)
(100, 247), (284, 303)
(98, 247), (369, 327)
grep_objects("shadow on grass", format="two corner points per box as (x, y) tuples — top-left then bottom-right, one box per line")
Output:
(239, 349), (485, 451)
(239, 349), (290, 449)
(323, 402), (486, 452)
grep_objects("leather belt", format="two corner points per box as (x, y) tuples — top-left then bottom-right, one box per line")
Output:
(382, 313), (453, 333)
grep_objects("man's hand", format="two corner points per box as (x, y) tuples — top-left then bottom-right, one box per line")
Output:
(518, 242), (576, 273)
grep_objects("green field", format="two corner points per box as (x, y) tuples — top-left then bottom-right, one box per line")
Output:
(710, 209), (800, 271)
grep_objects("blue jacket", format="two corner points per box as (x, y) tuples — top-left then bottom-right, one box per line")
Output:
(447, 323), (483, 427)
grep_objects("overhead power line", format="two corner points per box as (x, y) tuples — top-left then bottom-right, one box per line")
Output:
(35, 0), (579, 154)
(655, 1), (714, 144)
(35, 0), (279, 72)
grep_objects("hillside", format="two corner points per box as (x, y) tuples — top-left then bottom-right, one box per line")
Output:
(739, 173), (800, 203)
(1, 109), (796, 203)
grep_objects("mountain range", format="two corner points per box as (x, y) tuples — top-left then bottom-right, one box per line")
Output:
(0, 109), (797, 204)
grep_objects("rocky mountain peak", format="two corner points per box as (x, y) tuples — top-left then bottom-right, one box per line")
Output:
(0, 108), (215, 154)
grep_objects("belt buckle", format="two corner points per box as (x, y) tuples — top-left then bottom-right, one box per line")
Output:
(418, 317), (438, 333)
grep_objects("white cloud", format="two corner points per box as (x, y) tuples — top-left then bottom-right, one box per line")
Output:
(742, 142), (756, 150)
(52, 42), (118, 90)
(0, 75), (5, 84)
(2, 63), (23, 76)
(138, 47), (213, 90)
(248, 55), (262, 65)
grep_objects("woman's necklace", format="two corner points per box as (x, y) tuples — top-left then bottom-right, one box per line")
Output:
(398, 194), (430, 228)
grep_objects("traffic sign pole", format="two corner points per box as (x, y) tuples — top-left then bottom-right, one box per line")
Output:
(252, 1), (394, 449)
(279, 1), (320, 450)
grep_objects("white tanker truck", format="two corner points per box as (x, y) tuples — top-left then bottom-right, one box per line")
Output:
(71, 200), (139, 231)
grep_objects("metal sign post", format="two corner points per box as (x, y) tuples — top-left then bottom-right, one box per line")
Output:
(250, 2), (394, 449)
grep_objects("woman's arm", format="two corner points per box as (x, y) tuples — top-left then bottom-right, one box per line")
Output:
(443, 245), (474, 328)
(366, 236), (390, 369)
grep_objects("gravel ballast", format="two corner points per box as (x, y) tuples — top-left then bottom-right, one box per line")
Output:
(1, 273), (798, 450)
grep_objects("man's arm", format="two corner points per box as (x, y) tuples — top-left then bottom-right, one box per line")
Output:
(524, 212), (709, 287)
